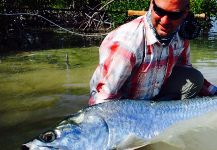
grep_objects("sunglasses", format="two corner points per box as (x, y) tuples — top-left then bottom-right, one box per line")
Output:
(153, 0), (185, 20)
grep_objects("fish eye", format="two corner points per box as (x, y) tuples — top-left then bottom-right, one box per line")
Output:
(38, 131), (56, 143)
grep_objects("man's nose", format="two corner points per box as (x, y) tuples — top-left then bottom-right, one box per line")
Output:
(160, 15), (172, 24)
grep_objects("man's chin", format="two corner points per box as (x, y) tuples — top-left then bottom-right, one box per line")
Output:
(157, 30), (174, 39)
(158, 31), (169, 38)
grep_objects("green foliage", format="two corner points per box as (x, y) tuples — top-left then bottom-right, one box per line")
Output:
(104, 0), (217, 29)
(190, 0), (203, 13)
(201, 0), (217, 17)
(190, 0), (217, 31)
(15, 0), (50, 8)
(190, 0), (217, 16)
(104, 0), (150, 26)
(1, 0), (217, 30)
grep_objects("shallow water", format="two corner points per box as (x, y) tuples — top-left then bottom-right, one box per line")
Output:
(0, 47), (98, 149)
(0, 36), (216, 149)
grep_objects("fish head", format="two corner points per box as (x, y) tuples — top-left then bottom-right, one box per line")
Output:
(22, 109), (110, 150)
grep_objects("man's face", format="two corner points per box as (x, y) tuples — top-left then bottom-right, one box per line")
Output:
(151, 0), (189, 38)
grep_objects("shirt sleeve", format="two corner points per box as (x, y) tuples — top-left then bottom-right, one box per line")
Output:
(89, 39), (136, 105)
(199, 79), (217, 96)
(178, 40), (217, 96)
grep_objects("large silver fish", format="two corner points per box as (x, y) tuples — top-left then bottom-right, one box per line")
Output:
(22, 96), (217, 150)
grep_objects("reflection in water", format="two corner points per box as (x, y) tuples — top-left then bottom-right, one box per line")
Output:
(209, 18), (217, 39)
(0, 35), (217, 149)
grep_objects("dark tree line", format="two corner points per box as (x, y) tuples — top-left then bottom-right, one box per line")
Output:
(0, 0), (115, 51)
(0, 0), (217, 51)
(0, 0), (102, 10)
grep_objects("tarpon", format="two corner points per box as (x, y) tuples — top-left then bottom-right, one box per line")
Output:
(22, 96), (217, 150)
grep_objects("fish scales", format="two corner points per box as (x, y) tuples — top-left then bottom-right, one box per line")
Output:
(22, 96), (217, 150)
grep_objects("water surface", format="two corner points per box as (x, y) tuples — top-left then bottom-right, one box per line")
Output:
(0, 37), (216, 149)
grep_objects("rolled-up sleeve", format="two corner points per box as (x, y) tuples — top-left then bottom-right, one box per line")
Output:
(199, 79), (217, 96)
(89, 38), (136, 105)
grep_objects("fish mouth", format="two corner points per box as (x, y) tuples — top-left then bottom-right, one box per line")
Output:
(21, 143), (54, 150)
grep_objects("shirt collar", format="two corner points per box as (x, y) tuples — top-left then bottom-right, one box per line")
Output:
(144, 10), (159, 46)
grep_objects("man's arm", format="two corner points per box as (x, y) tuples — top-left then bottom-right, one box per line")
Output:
(198, 79), (217, 96)
(89, 40), (136, 105)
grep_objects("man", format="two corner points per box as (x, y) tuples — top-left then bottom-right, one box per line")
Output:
(89, 0), (217, 105)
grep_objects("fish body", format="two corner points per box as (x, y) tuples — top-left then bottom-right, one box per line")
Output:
(23, 96), (217, 150)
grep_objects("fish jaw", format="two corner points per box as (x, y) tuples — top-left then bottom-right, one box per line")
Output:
(22, 140), (53, 150)
(22, 113), (110, 150)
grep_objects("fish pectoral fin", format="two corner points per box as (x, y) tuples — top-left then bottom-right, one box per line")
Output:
(116, 134), (146, 150)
